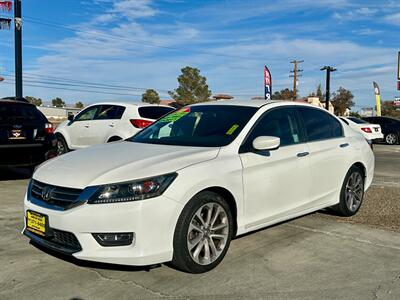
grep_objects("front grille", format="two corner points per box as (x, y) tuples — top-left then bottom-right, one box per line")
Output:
(52, 229), (82, 251)
(30, 180), (83, 210)
(25, 228), (82, 254)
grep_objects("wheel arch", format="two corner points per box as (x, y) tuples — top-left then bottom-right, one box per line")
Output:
(195, 186), (238, 237)
(351, 161), (366, 179)
(107, 135), (123, 143)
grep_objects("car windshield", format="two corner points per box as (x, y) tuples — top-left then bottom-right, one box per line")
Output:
(348, 117), (368, 124)
(130, 105), (258, 147)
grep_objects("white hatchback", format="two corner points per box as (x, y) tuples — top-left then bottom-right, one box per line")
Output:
(23, 101), (374, 273)
(55, 102), (174, 154)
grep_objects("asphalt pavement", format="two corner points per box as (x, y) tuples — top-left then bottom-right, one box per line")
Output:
(0, 144), (399, 299)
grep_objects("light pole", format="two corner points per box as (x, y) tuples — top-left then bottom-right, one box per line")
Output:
(14, 0), (23, 99)
(321, 66), (336, 111)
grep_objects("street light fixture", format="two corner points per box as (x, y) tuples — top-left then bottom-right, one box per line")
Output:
(321, 66), (337, 111)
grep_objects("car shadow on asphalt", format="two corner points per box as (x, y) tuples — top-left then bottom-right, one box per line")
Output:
(30, 241), (163, 272)
(0, 167), (32, 181)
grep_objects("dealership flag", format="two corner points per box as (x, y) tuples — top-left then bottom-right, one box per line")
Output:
(373, 81), (381, 117)
(0, 1), (12, 12)
(264, 66), (272, 100)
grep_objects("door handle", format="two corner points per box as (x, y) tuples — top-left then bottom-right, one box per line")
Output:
(340, 143), (349, 148)
(297, 151), (309, 157)
(108, 124), (115, 127)
(84, 124), (90, 128)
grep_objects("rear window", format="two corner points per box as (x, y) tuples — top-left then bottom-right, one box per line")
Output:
(138, 106), (175, 120)
(348, 117), (368, 124)
(0, 103), (47, 123)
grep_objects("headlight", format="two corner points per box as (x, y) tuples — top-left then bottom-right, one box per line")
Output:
(88, 173), (177, 204)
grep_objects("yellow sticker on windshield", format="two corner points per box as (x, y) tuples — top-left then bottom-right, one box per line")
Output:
(160, 107), (190, 123)
(226, 124), (239, 135)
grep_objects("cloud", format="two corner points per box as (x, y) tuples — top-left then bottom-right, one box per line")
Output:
(384, 12), (400, 25)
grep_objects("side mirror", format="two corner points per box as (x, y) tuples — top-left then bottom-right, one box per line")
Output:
(252, 136), (280, 151)
(68, 114), (74, 121)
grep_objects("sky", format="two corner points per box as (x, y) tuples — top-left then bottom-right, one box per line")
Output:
(0, 0), (399, 110)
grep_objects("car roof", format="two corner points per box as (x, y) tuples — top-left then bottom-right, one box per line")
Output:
(86, 101), (174, 109)
(1, 97), (31, 104)
(190, 99), (329, 109)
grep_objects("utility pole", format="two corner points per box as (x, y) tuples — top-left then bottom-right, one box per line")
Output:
(14, 0), (23, 99)
(289, 60), (303, 100)
(320, 66), (337, 111)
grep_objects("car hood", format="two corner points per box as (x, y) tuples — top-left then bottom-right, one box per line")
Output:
(33, 141), (219, 188)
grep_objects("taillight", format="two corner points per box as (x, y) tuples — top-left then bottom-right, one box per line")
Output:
(130, 119), (153, 128)
(45, 123), (54, 134)
(361, 127), (372, 133)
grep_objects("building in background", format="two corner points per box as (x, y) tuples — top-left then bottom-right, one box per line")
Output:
(37, 106), (81, 123)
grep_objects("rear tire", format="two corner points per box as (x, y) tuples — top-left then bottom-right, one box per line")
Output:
(171, 191), (234, 273)
(57, 135), (69, 155)
(385, 133), (398, 145)
(331, 166), (364, 217)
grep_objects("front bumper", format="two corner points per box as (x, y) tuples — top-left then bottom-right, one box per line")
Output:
(23, 193), (184, 266)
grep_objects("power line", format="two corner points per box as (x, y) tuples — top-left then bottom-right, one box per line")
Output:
(1, 81), (154, 97)
(2, 73), (170, 93)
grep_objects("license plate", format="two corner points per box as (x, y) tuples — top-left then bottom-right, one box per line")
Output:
(26, 211), (47, 236)
(9, 129), (26, 140)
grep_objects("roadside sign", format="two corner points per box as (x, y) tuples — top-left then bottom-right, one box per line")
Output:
(395, 97), (400, 107)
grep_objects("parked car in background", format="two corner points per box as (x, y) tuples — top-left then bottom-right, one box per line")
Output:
(340, 117), (383, 142)
(0, 97), (57, 171)
(362, 116), (400, 145)
(55, 102), (175, 154)
(23, 101), (374, 273)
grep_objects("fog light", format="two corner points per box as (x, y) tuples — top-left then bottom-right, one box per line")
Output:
(93, 232), (135, 247)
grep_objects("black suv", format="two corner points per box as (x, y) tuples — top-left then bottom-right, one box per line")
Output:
(0, 97), (57, 170)
(362, 116), (400, 145)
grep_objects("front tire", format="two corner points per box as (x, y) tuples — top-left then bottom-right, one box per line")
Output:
(385, 133), (398, 145)
(331, 166), (365, 217)
(171, 191), (234, 273)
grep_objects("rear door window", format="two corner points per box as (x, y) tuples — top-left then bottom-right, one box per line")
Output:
(96, 105), (126, 120)
(138, 106), (175, 120)
(0, 103), (47, 123)
(298, 107), (343, 142)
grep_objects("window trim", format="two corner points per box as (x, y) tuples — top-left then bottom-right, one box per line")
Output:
(239, 106), (306, 154)
(94, 105), (126, 121)
(296, 106), (344, 143)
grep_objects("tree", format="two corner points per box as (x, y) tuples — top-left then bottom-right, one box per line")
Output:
(25, 96), (42, 106)
(382, 101), (400, 118)
(75, 101), (84, 109)
(271, 88), (295, 100)
(169, 66), (212, 106)
(52, 97), (65, 108)
(141, 89), (160, 104)
(308, 84), (324, 101)
(331, 87), (354, 116)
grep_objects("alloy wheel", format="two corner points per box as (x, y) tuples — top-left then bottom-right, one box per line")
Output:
(187, 203), (229, 265)
(385, 133), (397, 145)
(57, 140), (66, 155)
(345, 172), (364, 212)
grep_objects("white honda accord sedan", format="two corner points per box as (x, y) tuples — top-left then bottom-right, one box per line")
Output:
(23, 100), (374, 273)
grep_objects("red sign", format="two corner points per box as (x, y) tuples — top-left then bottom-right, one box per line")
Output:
(264, 65), (272, 100)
